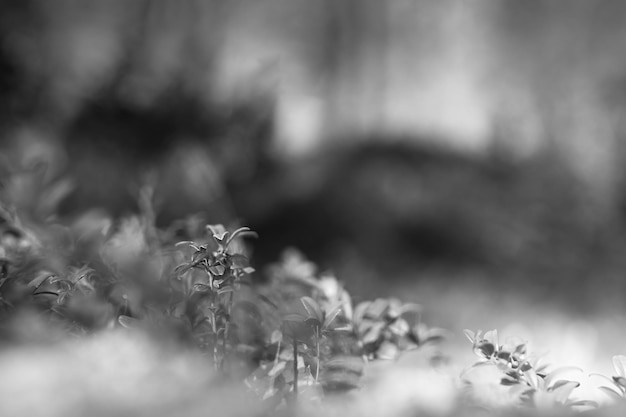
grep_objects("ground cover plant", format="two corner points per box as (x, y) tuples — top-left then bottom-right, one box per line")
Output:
(2, 165), (626, 417)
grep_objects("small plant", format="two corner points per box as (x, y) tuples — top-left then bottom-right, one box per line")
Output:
(463, 329), (596, 410)
(171, 224), (257, 370)
(244, 249), (445, 407)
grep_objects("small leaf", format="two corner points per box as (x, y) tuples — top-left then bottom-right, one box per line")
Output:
(501, 377), (519, 386)
(483, 329), (498, 346)
(193, 283), (211, 292)
(217, 287), (234, 296)
(399, 302), (422, 316)
(362, 321), (385, 345)
(614, 356), (626, 379)
(590, 372), (621, 390)
(229, 254), (250, 268)
(118, 315), (138, 329)
(268, 361), (287, 377)
(322, 304), (342, 330)
(300, 296), (324, 323)
(598, 386), (623, 401)
(376, 340), (399, 360)
(568, 400), (598, 408)
(544, 367), (583, 388)
(364, 298), (389, 320)
(283, 314), (306, 323)
(463, 329), (476, 343)
(613, 376), (626, 389)
(324, 356), (365, 374)
(207, 224), (228, 241)
(27, 272), (55, 289)
(525, 368), (539, 390)
(175, 241), (200, 251)
(388, 318), (409, 336)
(420, 328), (448, 344)
(226, 227), (258, 247)
(551, 380), (579, 404)
(475, 341), (496, 359)
(353, 301), (372, 325)
(208, 264), (226, 276)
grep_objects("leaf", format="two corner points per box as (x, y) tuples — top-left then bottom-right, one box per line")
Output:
(193, 283), (211, 292)
(463, 329), (476, 343)
(229, 254), (250, 268)
(420, 327), (449, 344)
(568, 400), (598, 408)
(268, 361), (287, 377)
(217, 287), (234, 296)
(283, 314), (306, 323)
(174, 263), (192, 276)
(385, 298), (402, 320)
(388, 318), (409, 336)
(175, 241), (200, 251)
(362, 321), (385, 345)
(300, 296), (324, 323)
(590, 372), (621, 391)
(364, 298), (389, 320)
(474, 341), (496, 359)
(118, 315), (138, 329)
(597, 386), (623, 401)
(376, 340), (399, 360)
(613, 376), (626, 389)
(399, 302), (422, 316)
(208, 264), (226, 276)
(353, 301), (371, 325)
(551, 380), (579, 404)
(27, 272), (55, 289)
(322, 304), (342, 329)
(226, 227), (258, 247)
(614, 355), (626, 379)
(257, 294), (280, 311)
(207, 224), (228, 242)
(483, 329), (498, 346)
(543, 367), (583, 388)
(509, 383), (534, 399)
(524, 368), (539, 390)
(324, 356), (365, 374)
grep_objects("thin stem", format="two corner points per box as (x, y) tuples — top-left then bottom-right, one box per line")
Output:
(213, 335), (219, 371)
(315, 326), (320, 383)
(221, 291), (234, 371)
(274, 337), (281, 368)
(293, 339), (299, 400)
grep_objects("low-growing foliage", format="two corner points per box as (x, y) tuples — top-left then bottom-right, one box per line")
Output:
(3, 166), (626, 416)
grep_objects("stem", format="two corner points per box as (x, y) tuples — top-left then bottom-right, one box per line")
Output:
(293, 339), (299, 400)
(274, 337), (281, 368)
(315, 326), (320, 383)
(213, 335), (219, 371)
(221, 291), (234, 371)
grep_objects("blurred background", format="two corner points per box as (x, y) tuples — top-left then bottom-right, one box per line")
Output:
(1, 0), (626, 375)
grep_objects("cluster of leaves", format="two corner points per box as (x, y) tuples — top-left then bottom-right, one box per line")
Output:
(244, 249), (445, 407)
(463, 329), (598, 411)
(0, 180), (445, 411)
